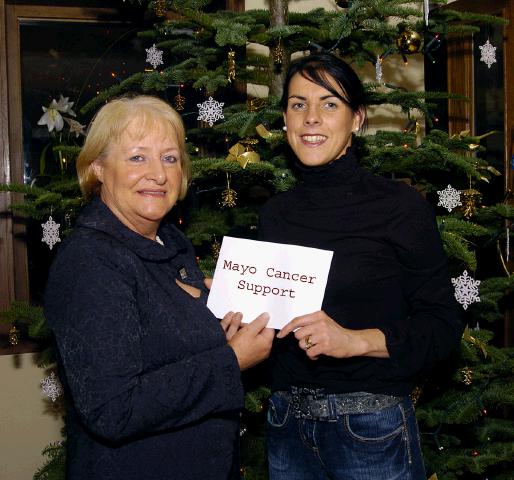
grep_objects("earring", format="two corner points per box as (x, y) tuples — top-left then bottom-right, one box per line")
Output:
(283, 125), (287, 131)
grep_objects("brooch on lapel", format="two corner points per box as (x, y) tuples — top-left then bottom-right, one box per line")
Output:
(178, 267), (188, 280)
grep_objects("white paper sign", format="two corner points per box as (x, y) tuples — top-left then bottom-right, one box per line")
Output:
(207, 236), (333, 330)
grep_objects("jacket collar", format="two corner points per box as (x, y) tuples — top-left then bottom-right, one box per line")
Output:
(76, 196), (187, 261)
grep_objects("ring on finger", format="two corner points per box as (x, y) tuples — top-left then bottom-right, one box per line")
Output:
(305, 335), (314, 350)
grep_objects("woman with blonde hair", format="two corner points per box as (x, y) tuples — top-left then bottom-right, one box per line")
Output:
(45, 95), (274, 480)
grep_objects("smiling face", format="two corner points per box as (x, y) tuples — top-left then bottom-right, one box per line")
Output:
(284, 73), (363, 167)
(92, 119), (183, 239)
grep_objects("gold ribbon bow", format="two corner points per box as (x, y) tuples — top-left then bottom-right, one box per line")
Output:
(226, 140), (260, 168)
(463, 325), (488, 358)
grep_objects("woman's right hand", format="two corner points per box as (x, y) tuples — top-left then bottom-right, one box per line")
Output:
(228, 313), (274, 370)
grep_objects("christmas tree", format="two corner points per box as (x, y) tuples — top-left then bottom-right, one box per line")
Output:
(2, 1), (514, 479)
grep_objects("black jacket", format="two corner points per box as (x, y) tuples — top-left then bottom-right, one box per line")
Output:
(259, 148), (462, 396)
(45, 197), (244, 479)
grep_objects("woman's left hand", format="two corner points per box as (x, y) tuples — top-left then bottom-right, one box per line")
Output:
(220, 311), (243, 341)
(175, 279), (201, 298)
(276, 310), (389, 360)
(203, 279), (244, 341)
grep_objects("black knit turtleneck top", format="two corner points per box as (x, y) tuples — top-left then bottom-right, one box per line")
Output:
(259, 147), (462, 396)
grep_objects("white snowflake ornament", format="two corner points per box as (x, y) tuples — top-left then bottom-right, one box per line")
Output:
(437, 184), (462, 212)
(146, 44), (164, 69)
(41, 215), (61, 250)
(41, 372), (63, 402)
(479, 40), (497, 69)
(197, 96), (224, 126)
(452, 270), (481, 310)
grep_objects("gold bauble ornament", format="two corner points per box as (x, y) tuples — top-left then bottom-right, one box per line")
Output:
(272, 38), (284, 65)
(211, 238), (221, 259)
(221, 173), (237, 208)
(410, 386), (423, 405)
(174, 94), (185, 111)
(221, 188), (237, 208)
(153, 0), (167, 17)
(227, 49), (236, 82)
(247, 98), (266, 112)
(9, 324), (20, 345)
(461, 366), (473, 385)
(396, 30), (422, 54)
(460, 188), (482, 219)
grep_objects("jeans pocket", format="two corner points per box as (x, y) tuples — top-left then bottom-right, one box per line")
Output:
(267, 392), (291, 429)
(343, 404), (404, 443)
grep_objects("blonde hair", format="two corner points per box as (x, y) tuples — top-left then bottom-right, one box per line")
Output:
(77, 95), (191, 200)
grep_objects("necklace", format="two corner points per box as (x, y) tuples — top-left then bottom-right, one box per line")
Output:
(155, 235), (164, 246)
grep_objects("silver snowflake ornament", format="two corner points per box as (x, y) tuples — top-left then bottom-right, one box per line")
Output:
(479, 40), (497, 69)
(146, 44), (164, 69)
(41, 372), (63, 402)
(451, 270), (481, 310)
(197, 96), (224, 126)
(437, 184), (462, 212)
(41, 215), (61, 250)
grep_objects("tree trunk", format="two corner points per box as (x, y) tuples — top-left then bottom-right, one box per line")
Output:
(268, 0), (289, 98)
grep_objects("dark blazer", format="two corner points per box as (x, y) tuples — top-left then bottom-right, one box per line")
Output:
(45, 197), (244, 480)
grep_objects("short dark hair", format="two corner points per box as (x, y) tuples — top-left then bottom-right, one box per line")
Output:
(281, 53), (368, 130)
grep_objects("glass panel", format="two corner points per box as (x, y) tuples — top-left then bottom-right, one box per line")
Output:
(474, 23), (505, 204)
(20, 20), (144, 302)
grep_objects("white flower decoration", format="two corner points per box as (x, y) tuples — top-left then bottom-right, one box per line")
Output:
(38, 102), (64, 132)
(64, 117), (86, 137)
(54, 95), (76, 117)
(37, 95), (76, 132)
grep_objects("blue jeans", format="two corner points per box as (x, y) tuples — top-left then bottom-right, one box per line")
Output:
(267, 391), (426, 480)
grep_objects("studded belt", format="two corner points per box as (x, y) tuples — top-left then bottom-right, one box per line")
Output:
(281, 387), (403, 420)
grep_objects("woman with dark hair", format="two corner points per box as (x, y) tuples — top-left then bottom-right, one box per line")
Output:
(259, 53), (462, 479)
(44, 95), (274, 480)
